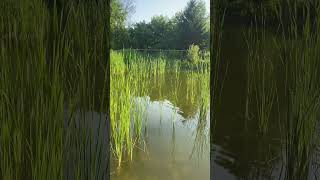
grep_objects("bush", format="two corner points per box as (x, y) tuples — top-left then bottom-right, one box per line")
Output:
(187, 44), (200, 64)
(202, 50), (210, 62)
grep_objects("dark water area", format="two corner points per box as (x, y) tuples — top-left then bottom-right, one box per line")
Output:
(212, 25), (320, 180)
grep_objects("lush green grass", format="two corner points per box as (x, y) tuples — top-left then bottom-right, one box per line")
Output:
(0, 0), (109, 179)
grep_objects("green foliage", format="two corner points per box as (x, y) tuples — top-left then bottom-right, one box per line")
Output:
(111, 0), (128, 30)
(111, 0), (130, 49)
(187, 44), (201, 63)
(176, 0), (209, 49)
(202, 50), (210, 61)
(111, 0), (209, 50)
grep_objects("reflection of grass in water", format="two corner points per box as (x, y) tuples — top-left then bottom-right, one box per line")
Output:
(0, 0), (109, 179)
(111, 50), (210, 167)
(190, 71), (210, 160)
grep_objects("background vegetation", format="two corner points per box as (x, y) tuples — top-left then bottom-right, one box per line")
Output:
(111, 0), (210, 50)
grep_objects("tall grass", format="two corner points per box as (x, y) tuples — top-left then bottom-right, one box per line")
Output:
(245, 15), (277, 134)
(271, 1), (320, 179)
(264, 1), (320, 178)
(281, 4), (320, 178)
(0, 0), (109, 179)
(242, 1), (320, 178)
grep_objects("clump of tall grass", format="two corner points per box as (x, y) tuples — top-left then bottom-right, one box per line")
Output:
(110, 71), (131, 167)
(245, 17), (277, 134)
(110, 50), (149, 167)
(0, 0), (109, 179)
(272, 1), (320, 179)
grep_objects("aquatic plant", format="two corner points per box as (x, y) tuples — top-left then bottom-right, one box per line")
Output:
(273, 1), (320, 179)
(245, 19), (277, 134)
(187, 44), (201, 64)
(0, 0), (109, 179)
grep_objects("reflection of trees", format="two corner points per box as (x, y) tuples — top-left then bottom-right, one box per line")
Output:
(147, 72), (205, 119)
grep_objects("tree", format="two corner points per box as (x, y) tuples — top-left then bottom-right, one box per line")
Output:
(148, 16), (176, 49)
(175, 0), (209, 49)
(112, 0), (210, 50)
(129, 21), (153, 48)
(111, 0), (135, 49)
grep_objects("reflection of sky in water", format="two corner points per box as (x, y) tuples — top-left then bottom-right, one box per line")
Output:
(111, 96), (210, 180)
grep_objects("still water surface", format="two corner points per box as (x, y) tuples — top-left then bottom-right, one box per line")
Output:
(111, 97), (209, 180)
(111, 70), (210, 180)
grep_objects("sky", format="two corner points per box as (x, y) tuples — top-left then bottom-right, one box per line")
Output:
(127, 0), (210, 24)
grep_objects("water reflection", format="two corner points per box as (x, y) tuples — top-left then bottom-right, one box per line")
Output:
(111, 97), (210, 180)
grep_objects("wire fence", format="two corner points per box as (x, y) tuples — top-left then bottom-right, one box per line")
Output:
(113, 49), (188, 52)
(113, 48), (209, 60)
(113, 49), (190, 61)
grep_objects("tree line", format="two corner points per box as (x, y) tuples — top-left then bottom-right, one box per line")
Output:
(111, 0), (210, 50)
(215, 0), (319, 26)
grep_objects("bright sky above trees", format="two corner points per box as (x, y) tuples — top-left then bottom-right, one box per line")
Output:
(128, 0), (210, 24)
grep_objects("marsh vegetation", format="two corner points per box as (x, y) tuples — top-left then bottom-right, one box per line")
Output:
(212, 1), (320, 179)
(0, 0), (109, 179)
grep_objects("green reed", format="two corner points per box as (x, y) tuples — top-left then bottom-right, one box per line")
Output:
(0, 0), (109, 179)
(245, 17), (277, 134)
(273, 1), (320, 179)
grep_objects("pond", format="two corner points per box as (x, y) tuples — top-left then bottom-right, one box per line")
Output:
(212, 24), (320, 180)
(110, 52), (210, 180)
(110, 97), (209, 180)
